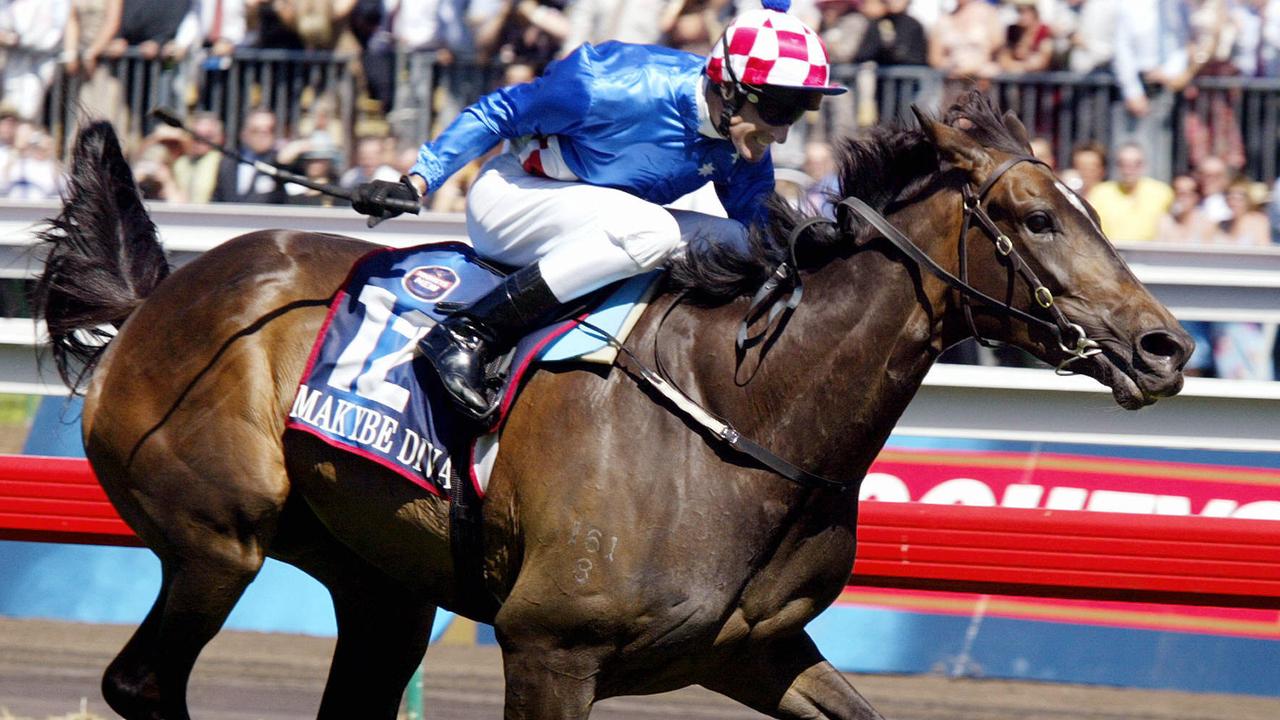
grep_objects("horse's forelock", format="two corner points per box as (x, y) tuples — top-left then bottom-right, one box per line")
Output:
(941, 90), (1033, 157)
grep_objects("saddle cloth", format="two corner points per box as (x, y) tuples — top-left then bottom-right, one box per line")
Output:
(285, 242), (659, 498)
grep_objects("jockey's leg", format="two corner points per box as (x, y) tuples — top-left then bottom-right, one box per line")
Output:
(421, 154), (742, 419)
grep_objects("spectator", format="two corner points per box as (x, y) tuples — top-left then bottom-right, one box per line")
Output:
(801, 139), (839, 218)
(1028, 135), (1054, 169)
(195, 0), (248, 56)
(244, 0), (304, 48)
(1064, 0), (1116, 75)
(660, 0), (732, 55)
(1211, 178), (1270, 247)
(1269, 175), (1280, 244)
(928, 0), (1003, 81)
(1195, 154), (1232, 223)
(0, 105), (16, 166)
(111, 0), (200, 60)
(285, 144), (342, 206)
(134, 159), (187, 201)
(1144, 174), (1216, 379)
(812, 0), (867, 139)
(815, 0), (868, 64)
(1182, 0), (1246, 172)
(1158, 174), (1217, 244)
(1060, 139), (1105, 197)
(173, 111), (225, 203)
(0, 0), (72, 122)
(562, 0), (668, 51)
(0, 120), (63, 200)
(1112, 0), (1191, 182)
(1207, 180), (1274, 380)
(131, 124), (190, 202)
(1228, 0), (1262, 77)
(1086, 142), (1173, 242)
(212, 108), (286, 203)
(1262, 0), (1280, 77)
(63, 0), (128, 135)
(362, 0), (471, 113)
(470, 0), (572, 84)
(997, 0), (1054, 74)
(854, 0), (929, 66)
(338, 134), (398, 188)
(274, 0), (361, 51)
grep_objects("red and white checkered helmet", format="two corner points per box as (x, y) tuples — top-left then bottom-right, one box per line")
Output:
(705, 0), (846, 95)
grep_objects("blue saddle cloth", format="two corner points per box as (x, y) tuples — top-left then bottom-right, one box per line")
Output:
(285, 242), (655, 497)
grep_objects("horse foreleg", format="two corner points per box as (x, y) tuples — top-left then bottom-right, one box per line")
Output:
(702, 633), (886, 720)
(497, 643), (602, 720)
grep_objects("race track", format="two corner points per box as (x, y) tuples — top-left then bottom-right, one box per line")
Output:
(1, 618), (1277, 720)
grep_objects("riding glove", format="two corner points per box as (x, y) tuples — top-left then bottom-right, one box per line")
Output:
(352, 176), (422, 226)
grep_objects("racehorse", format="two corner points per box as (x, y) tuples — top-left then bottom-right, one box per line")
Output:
(35, 91), (1191, 720)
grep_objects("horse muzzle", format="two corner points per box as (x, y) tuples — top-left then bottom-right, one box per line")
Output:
(1084, 327), (1194, 410)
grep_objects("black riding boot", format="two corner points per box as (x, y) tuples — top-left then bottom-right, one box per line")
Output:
(419, 263), (561, 421)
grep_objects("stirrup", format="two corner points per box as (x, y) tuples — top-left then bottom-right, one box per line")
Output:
(419, 322), (501, 421)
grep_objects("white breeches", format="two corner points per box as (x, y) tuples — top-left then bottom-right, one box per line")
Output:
(465, 152), (748, 302)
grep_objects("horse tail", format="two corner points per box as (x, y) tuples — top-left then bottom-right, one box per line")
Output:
(33, 120), (170, 392)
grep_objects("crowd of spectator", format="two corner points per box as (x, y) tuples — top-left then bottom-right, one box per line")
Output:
(3, 0), (1280, 379)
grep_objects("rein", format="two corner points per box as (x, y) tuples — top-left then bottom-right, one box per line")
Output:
(598, 154), (1103, 494)
(745, 155), (1101, 375)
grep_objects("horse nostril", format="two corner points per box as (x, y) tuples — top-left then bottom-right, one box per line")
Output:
(1138, 329), (1191, 369)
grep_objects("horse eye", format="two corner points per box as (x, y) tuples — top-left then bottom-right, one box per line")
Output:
(1025, 211), (1055, 235)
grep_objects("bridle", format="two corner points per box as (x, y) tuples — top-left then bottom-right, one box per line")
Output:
(596, 152), (1105, 494)
(740, 154), (1102, 376)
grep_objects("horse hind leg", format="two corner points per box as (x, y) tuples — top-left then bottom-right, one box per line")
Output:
(269, 495), (437, 720)
(701, 632), (886, 720)
(92, 439), (281, 719)
(102, 544), (264, 720)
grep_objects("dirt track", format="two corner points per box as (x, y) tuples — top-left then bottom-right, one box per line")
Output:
(1, 618), (1278, 720)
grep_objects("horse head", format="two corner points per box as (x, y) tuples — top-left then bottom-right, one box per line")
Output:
(902, 95), (1193, 409)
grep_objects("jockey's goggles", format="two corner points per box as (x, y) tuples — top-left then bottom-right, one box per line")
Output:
(743, 86), (819, 127)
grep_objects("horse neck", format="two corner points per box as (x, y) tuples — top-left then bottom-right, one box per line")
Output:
(661, 191), (962, 487)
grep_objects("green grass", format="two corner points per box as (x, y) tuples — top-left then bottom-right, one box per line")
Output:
(0, 394), (39, 426)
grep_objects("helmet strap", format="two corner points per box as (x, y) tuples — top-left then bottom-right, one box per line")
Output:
(713, 31), (749, 139)
(716, 83), (744, 139)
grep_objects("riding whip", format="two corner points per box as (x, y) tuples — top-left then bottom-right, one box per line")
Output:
(148, 108), (421, 219)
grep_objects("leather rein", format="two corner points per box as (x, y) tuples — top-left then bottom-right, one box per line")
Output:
(599, 154), (1100, 493)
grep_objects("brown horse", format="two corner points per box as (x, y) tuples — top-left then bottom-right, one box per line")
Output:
(36, 93), (1191, 720)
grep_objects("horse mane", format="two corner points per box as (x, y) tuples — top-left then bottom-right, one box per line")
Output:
(667, 90), (1028, 302)
(33, 120), (169, 391)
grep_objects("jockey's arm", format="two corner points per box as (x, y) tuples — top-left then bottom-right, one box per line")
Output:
(408, 50), (595, 197)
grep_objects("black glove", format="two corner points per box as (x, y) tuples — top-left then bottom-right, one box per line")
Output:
(352, 176), (421, 227)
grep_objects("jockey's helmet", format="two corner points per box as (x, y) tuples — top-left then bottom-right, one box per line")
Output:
(704, 0), (846, 133)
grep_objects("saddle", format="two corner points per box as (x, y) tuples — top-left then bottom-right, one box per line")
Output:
(285, 242), (660, 499)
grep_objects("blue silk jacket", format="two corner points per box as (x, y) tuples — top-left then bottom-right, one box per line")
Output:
(409, 42), (775, 225)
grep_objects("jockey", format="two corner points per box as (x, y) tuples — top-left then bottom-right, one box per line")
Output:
(352, 0), (844, 420)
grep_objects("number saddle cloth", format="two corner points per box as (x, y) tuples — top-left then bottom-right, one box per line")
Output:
(286, 242), (659, 500)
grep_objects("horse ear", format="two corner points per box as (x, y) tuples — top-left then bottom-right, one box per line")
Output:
(1002, 110), (1032, 153)
(912, 104), (989, 175)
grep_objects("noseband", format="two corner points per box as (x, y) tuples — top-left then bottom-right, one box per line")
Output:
(756, 155), (1102, 374)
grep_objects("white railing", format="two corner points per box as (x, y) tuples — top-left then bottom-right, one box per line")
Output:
(2, 201), (1278, 452)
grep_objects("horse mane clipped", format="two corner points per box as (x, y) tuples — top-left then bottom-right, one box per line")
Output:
(34, 120), (170, 392)
(668, 91), (1029, 302)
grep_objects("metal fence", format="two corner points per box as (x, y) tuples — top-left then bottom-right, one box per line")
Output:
(13, 47), (1280, 181)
